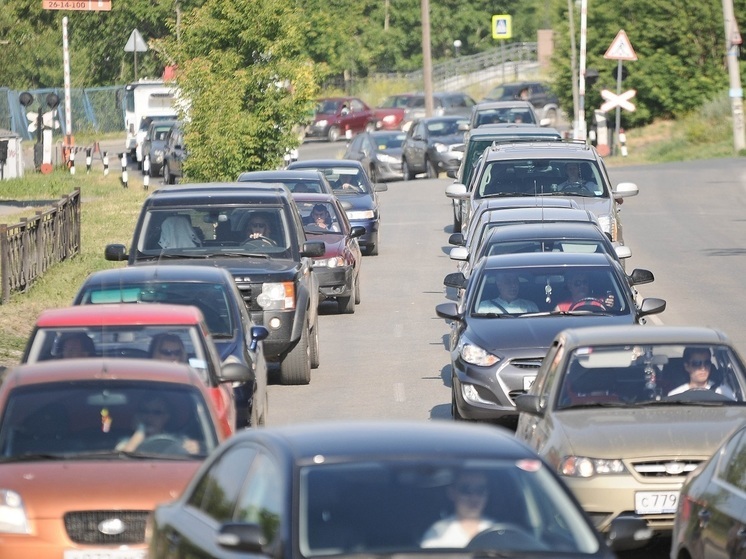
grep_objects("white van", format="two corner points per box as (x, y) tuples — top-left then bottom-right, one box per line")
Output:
(122, 80), (179, 164)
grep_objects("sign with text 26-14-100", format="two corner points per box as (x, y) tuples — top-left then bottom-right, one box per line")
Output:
(492, 15), (512, 40)
(42, 0), (112, 11)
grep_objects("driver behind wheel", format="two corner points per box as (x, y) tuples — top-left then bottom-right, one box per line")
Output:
(477, 272), (538, 314)
(246, 212), (274, 241)
(554, 271), (614, 312)
(421, 471), (495, 548)
(667, 346), (736, 399)
(116, 395), (200, 454)
(556, 162), (596, 192)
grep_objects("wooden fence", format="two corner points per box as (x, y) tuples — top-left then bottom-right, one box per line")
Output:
(0, 188), (81, 303)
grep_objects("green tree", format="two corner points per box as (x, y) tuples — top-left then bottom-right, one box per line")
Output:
(158, 0), (319, 180)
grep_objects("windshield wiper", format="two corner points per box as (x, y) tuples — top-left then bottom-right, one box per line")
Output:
(0, 453), (67, 462)
(152, 253), (211, 259)
(214, 252), (270, 259)
(471, 312), (516, 318)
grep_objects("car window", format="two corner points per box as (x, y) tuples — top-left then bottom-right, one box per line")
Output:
(234, 452), (282, 541)
(375, 132), (406, 149)
(351, 99), (365, 111)
(717, 429), (746, 490)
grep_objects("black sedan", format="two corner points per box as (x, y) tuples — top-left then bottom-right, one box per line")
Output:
(436, 251), (666, 424)
(292, 193), (365, 314)
(401, 115), (469, 180)
(671, 420), (746, 559)
(343, 130), (406, 182)
(237, 169), (335, 194)
(147, 420), (648, 558)
(287, 159), (387, 256)
(71, 264), (270, 428)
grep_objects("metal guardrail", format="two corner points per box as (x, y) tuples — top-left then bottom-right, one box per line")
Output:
(0, 189), (81, 303)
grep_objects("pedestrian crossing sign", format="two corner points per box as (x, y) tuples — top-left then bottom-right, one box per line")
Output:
(604, 29), (638, 61)
(492, 15), (512, 40)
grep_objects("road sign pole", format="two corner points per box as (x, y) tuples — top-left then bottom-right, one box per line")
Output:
(615, 60), (623, 155)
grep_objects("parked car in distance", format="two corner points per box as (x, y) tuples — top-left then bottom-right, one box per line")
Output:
(671, 420), (746, 559)
(436, 252), (666, 424)
(447, 123), (563, 232)
(71, 265), (270, 428)
(306, 97), (377, 142)
(401, 115), (470, 180)
(103, 182), (326, 386)
(469, 100), (540, 129)
(237, 169), (335, 194)
(142, 118), (178, 177)
(0, 358), (228, 558)
(343, 129), (407, 182)
(135, 113), (177, 169)
(163, 120), (186, 184)
(21, 303), (250, 436)
(147, 420), (650, 559)
(373, 92), (418, 130)
(292, 192), (365, 313)
(401, 91), (477, 131)
(483, 81), (561, 127)
(287, 159), (387, 256)
(515, 325), (746, 539)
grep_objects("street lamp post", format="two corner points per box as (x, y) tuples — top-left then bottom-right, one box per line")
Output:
(453, 39), (462, 57)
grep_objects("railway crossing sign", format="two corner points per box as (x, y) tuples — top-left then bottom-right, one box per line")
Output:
(600, 89), (636, 113)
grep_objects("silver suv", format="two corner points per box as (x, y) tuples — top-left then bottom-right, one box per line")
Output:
(445, 141), (638, 246)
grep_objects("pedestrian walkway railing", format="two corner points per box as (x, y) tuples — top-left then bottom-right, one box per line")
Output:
(0, 188), (81, 303)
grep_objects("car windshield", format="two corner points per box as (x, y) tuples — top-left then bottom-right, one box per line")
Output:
(556, 343), (746, 409)
(75, 282), (234, 336)
(317, 100), (343, 114)
(0, 382), (219, 460)
(484, 239), (609, 258)
(474, 108), (536, 127)
(136, 207), (294, 257)
(24, 325), (212, 384)
(298, 459), (599, 556)
(380, 95), (412, 109)
(302, 167), (372, 195)
(296, 200), (344, 236)
(426, 119), (469, 137)
(470, 265), (628, 317)
(374, 132), (406, 149)
(476, 159), (607, 199)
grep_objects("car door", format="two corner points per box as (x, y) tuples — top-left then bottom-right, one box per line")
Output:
(349, 98), (370, 134)
(345, 134), (368, 167)
(409, 121), (428, 172)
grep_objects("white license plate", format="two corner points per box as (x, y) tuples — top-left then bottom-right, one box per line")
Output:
(64, 550), (146, 559)
(635, 491), (679, 514)
(523, 376), (536, 391)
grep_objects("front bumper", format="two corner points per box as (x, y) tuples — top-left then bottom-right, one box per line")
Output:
(433, 150), (463, 173)
(249, 309), (297, 361)
(314, 266), (354, 299)
(349, 218), (379, 249)
(376, 160), (404, 181)
(305, 122), (331, 138)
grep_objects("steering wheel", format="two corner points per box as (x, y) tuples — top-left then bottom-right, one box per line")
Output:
(560, 181), (593, 194)
(569, 297), (607, 312)
(136, 433), (185, 453)
(242, 235), (277, 248)
(482, 301), (508, 314)
(467, 523), (539, 551)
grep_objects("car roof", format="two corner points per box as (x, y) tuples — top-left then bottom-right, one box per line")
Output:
(473, 100), (535, 110)
(557, 325), (731, 349)
(290, 193), (338, 204)
(289, 159), (365, 170)
(475, 198), (578, 211)
(481, 251), (615, 269)
(483, 221), (608, 242)
(237, 170), (325, 181)
(226, 420), (538, 461)
(467, 124), (562, 139)
(1, 358), (206, 388)
(477, 206), (596, 224)
(482, 141), (599, 161)
(34, 303), (204, 327)
(78, 264), (235, 286)
(144, 182), (292, 206)
(415, 115), (469, 122)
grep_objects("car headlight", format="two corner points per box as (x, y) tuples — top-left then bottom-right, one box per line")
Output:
(313, 256), (345, 267)
(0, 490), (30, 534)
(316, 119), (328, 128)
(559, 456), (627, 477)
(596, 215), (616, 241)
(346, 210), (375, 220)
(256, 282), (295, 310)
(377, 153), (399, 164)
(434, 142), (449, 153)
(382, 115), (397, 125)
(457, 338), (500, 367)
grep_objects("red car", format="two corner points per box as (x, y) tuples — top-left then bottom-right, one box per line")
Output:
(21, 303), (251, 436)
(373, 92), (418, 130)
(305, 97), (377, 142)
(0, 358), (229, 558)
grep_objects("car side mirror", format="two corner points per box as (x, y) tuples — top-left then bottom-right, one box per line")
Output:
(629, 268), (654, 286)
(539, 118), (552, 127)
(350, 226), (366, 239)
(514, 394), (544, 416)
(374, 183), (388, 192)
(248, 325), (269, 353)
(435, 302), (460, 321)
(443, 271), (466, 289)
(446, 170), (457, 179)
(448, 232), (465, 246)
(217, 522), (267, 552)
(104, 243), (128, 261)
(219, 361), (253, 384)
(302, 240), (326, 258)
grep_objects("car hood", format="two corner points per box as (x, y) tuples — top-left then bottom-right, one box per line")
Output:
(467, 314), (634, 354)
(133, 257), (302, 282)
(430, 134), (466, 147)
(553, 407), (746, 458)
(545, 195), (612, 216)
(336, 192), (377, 211)
(305, 233), (346, 257)
(0, 460), (200, 518)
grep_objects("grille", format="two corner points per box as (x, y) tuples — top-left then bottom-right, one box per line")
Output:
(631, 460), (701, 478)
(64, 510), (149, 544)
(235, 280), (262, 311)
(510, 359), (543, 370)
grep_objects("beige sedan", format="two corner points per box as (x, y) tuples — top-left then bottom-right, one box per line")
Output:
(515, 325), (746, 542)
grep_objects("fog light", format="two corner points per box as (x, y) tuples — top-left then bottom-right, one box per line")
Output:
(268, 317), (282, 330)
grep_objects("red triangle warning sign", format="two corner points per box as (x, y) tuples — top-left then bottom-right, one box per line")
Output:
(604, 29), (638, 61)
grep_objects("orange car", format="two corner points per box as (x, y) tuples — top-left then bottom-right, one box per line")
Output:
(0, 358), (229, 558)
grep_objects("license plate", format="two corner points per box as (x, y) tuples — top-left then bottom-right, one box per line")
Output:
(64, 550), (146, 559)
(523, 376), (536, 391)
(635, 491), (678, 514)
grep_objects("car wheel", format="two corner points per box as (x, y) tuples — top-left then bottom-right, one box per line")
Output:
(366, 232), (379, 256)
(425, 157), (438, 179)
(544, 108), (558, 127)
(338, 293), (355, 314)
(279, 320), (311, 385)
(453, 205), (462, 233)
(354, 273), (361, 305)
(328, 126), (341, 142)
(310, 315), (320, 369)
(164, 163), (174, 185)
(369, 165), (377, 184)
(451, 381), (464, 420)
(402, 158), (414, 181)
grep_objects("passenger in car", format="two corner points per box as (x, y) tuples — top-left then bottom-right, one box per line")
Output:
(554, 271), (614, 312)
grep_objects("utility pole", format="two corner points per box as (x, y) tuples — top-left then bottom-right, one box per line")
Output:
(421, 0), (434, 117)
(722, 0), (745, 152)
(568, 0), (579, 138)
(575, 0), (588, 141)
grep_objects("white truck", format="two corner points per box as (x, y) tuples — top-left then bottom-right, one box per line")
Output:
(122, 80), (179, 167)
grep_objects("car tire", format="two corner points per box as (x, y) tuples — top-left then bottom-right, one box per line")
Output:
(328, 126), (341, 142)
(402, 158), (415, 181)
(354, 273), (361, 305)
(309, 315), (320, 369)
(338, 293), (355, 314)
(453, 205), (462, 233)
(279, 321), (311, 385)
(369, 165), (377, 184)
(425, 158), (438, 179)
(451, 382), (464, 420)
(366, 232), (379, 256)
(164, 163), (174, 185)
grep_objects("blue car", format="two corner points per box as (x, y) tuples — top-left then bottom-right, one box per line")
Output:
(287, 159), (387, 256)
